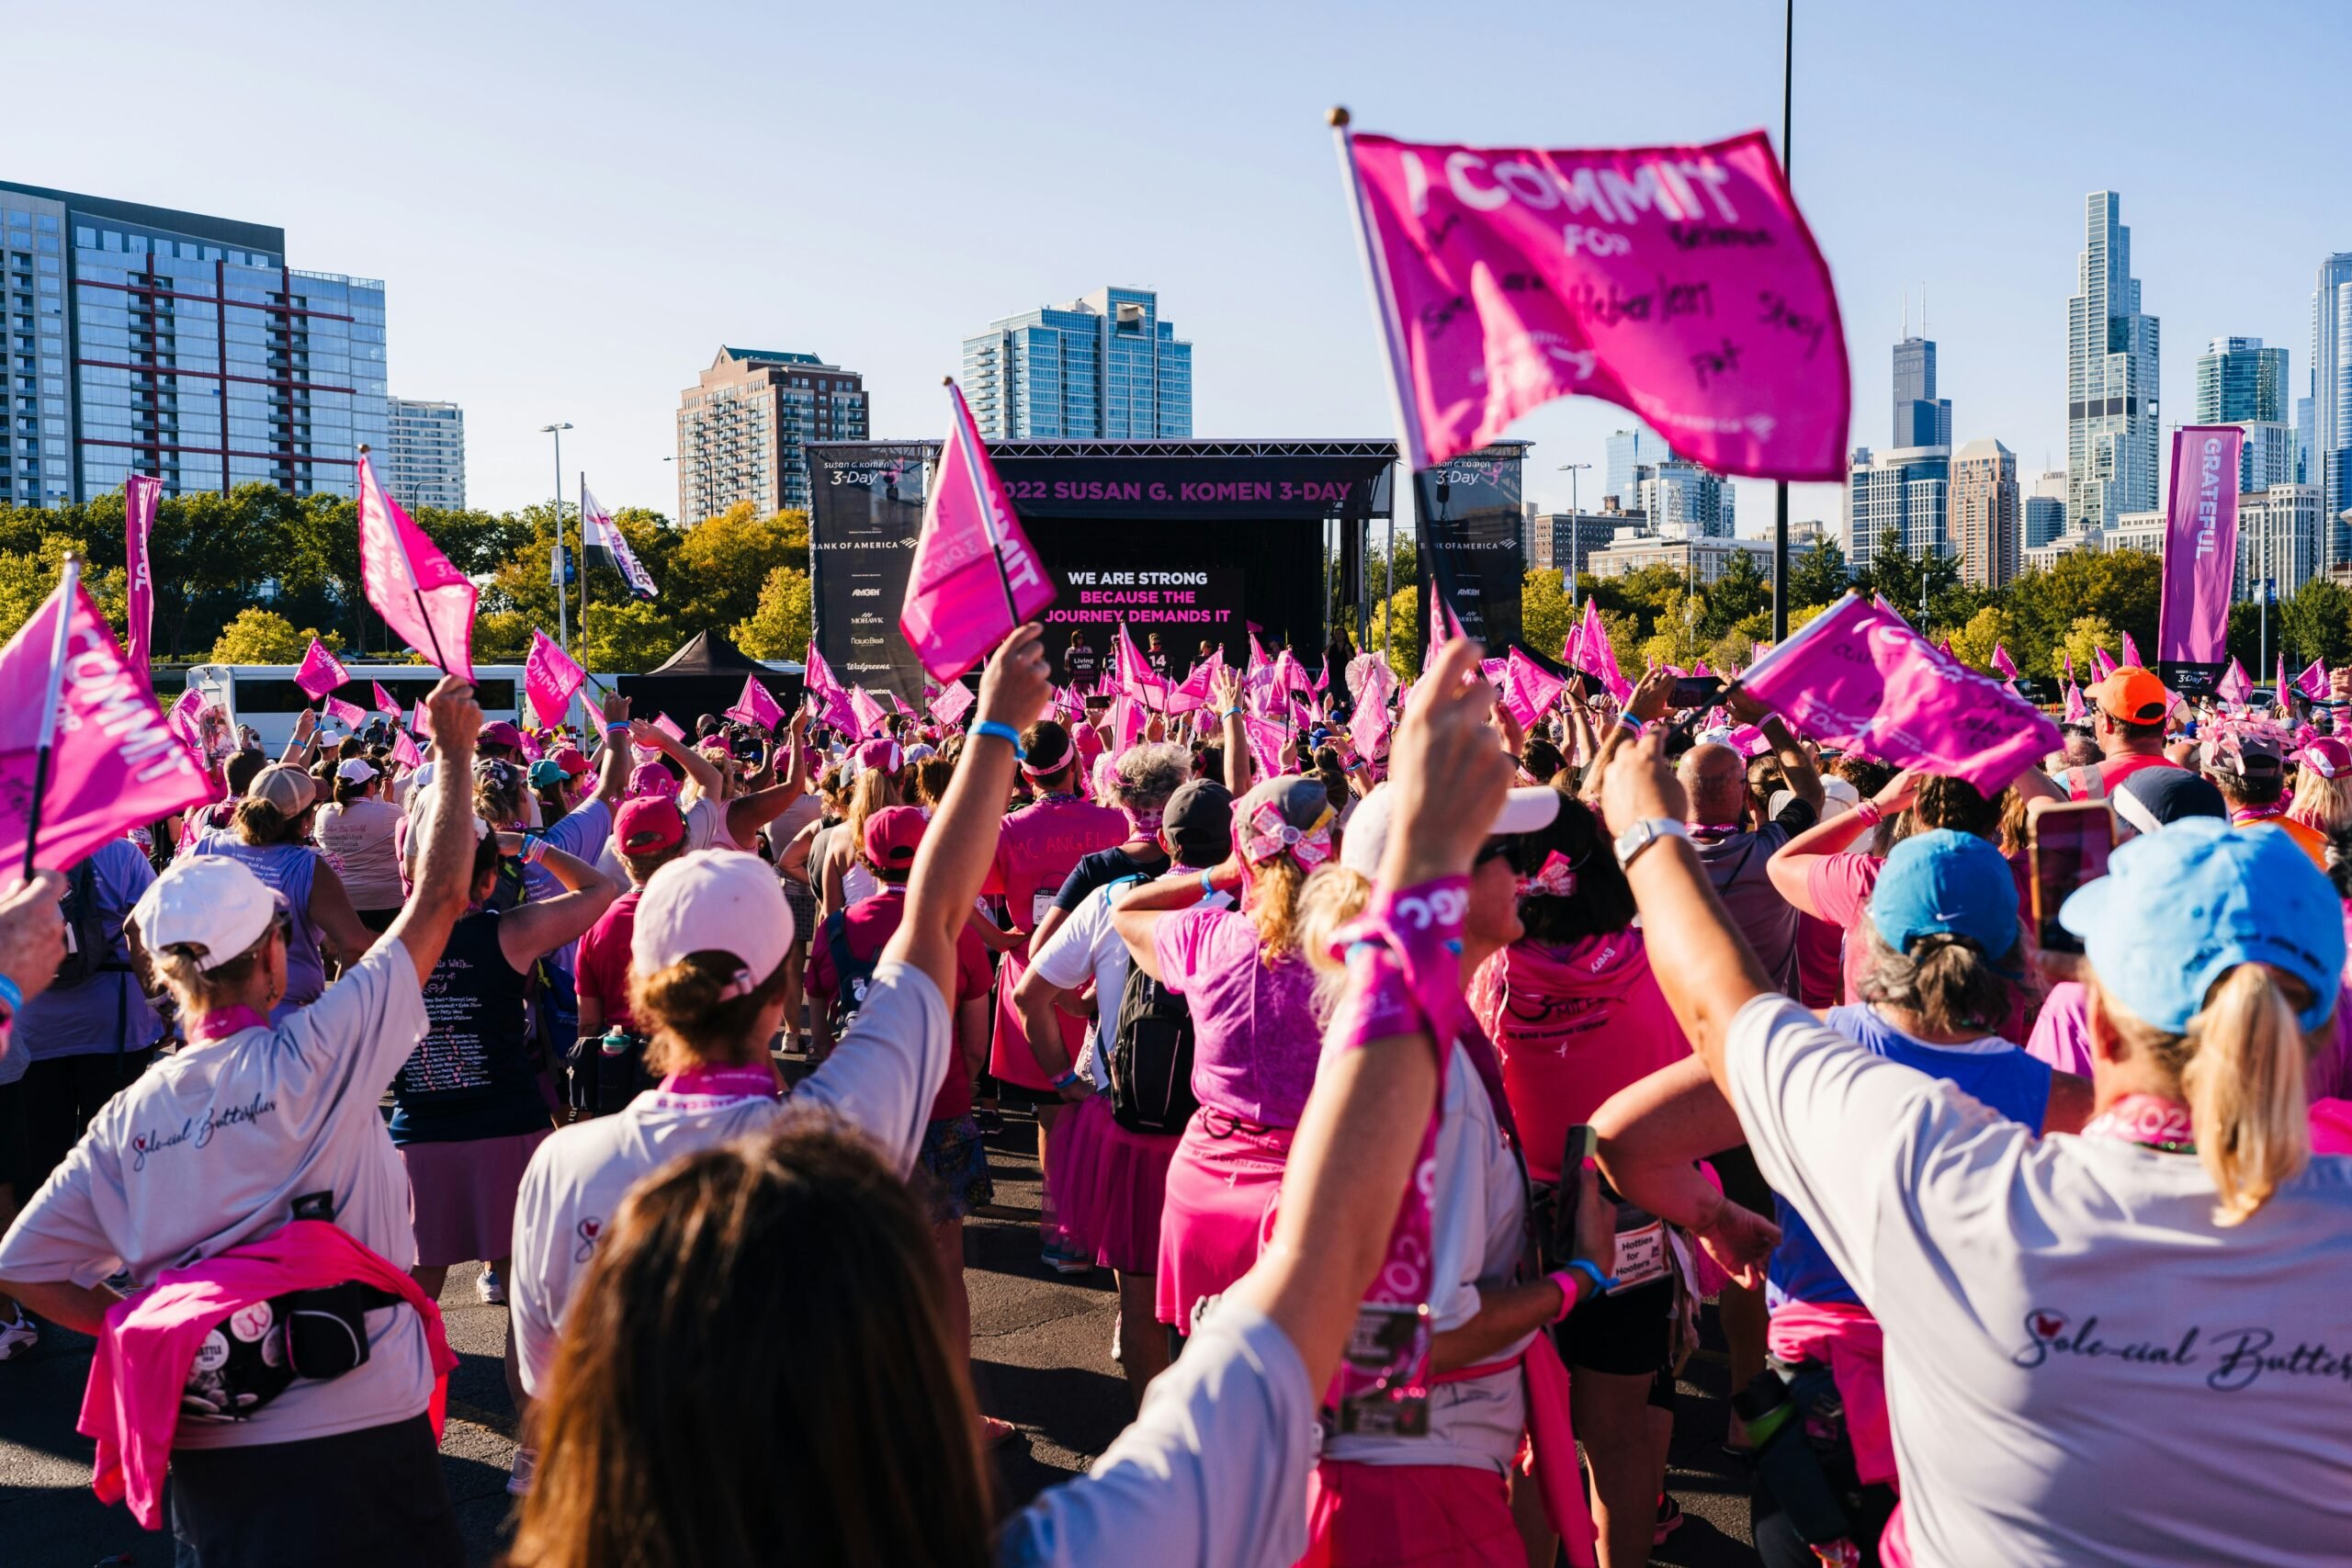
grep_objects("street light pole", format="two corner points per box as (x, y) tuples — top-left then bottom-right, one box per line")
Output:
(1557, 462), (1591, 607)
(1772, 0), (1794, 641)
(541, 422), (574, 651)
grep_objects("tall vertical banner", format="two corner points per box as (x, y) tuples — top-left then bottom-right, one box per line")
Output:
(2155, 425), (2245, 697)
(123, 474), (160, 681)
(1333, 118), (1849, 480)
(808, 441), (938, 704)
(1415, 446), (1526, 651)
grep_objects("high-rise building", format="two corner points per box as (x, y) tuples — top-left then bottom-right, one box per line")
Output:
(2237, 422), (2301, 492)
(2024, 468), (2069, 549)
(2311, 254), (2352, 547)
(382, 397), (465, 511)
(2298, 395), (2316, 485)
(2066, 191), (2160, 539)
(1893, 330), (1951, 448)
(0, 180), (386, 508)
(1525, 511), (1621, 578)
(674, 346), (867, 525)
(1951, 438), (2020, 589)
(1636, 459), (1734, 538)
(960, 287), (1191, 440)
(2235, 484), (2324, 600)
(2195, 336), (2288, 424)
(1845, 445), (1951, 570)
(1603, 424), (1673, 508)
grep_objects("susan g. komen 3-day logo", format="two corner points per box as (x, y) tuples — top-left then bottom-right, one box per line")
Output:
(2011, 1309), (2352, 1393)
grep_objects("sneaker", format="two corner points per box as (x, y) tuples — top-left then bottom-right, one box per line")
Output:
(476, 1267), (505, 1305)
(1045, 1248), (1092, 1277)
(972, 1107), (1005, 1134)
(506, 1445), (537, 1497)
(978, 1415), (1018, 1450)
(0, 1313), (35, 1361)
(1654, 1494), (1684, 1546)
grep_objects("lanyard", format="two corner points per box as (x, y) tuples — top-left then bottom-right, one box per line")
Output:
(2079, 1092), (2195, 1153)
(654, 1063), (781, 1104)
(187, 1005), (270, 1043)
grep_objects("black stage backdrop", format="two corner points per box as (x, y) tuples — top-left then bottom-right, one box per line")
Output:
(1415, 444), (1528, 653)
(809, 442), (1395, 698)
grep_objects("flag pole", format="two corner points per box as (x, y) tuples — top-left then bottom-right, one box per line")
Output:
(945, 377), (1023, 631)
(23, 553), (84, 880)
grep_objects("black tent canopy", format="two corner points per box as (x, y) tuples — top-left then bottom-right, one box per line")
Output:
(615, 630), (802, 729)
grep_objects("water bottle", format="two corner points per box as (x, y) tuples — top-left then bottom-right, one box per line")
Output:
(600, 1027), (630, 1057)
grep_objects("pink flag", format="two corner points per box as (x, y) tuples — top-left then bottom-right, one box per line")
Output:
(1502, 647), (1566, 729)
(294, 637), (347, 701)
(847, 687), (889, 738)
(1114, 622), (1172, 709)
(356, 449), (476, 681)
(2093, 647), (2118, 682)
(1353, 682), (1394, 760)
(653, 713), (685, 743)
(2217, 659), (2251, 706)
(124, 474), (160, 680)
(1246, 632), (1272, 683)
(2156, 427), (2243, 671)
(2120, 628), (2145, 669)
(0, 574), (211, 874)
(1170, 651), (1221, 715)
(1991, 644), (2019, 681)
(1272, 649), (1315, 696)
(1315, 656), (1331, 693)
(899, 380), (1056, 681)
(2062, 651), (2075, 687)
(1240, 713), (1287, 777)
(1739, 593), (2059, 794)
(800, 640), (859, 733)
(1338, 124), (1848, 479)
(1425, 592), (1469, 671)
(724, 673), (787, 730)
(390, 729), (424, 770)
(1560, 617), (1586, 672)
(2064, 682), (2087, 724)
(371, 680), (401, 717)
(165, 687), (208, 753)
(1578, 598), (1631, 704)
(2295, 660), (2328, 700)
(411, 699), (432, 739)
(523, 629), (586, 728)
(2277, 654), (2290, 711)
(929, 680), (975, 728)
(322, 694), (366, 729)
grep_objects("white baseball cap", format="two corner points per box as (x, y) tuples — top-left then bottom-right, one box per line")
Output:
(335, 757), (379, 783)
(630, 850), (796, 998)
(130, 857), (282, 970)
(1339, 783), (1561, 877)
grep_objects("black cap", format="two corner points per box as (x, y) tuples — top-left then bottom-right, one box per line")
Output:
(1163, 779), (1234, 863)
(2112, 765), (2226, 836)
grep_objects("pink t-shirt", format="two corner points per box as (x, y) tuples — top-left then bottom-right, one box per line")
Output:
(1468, 928), (1690, 1181)
(1152, 906), (1320, 1127)
(984, 794), (1127, 1091)
(2023, 980), (2094, 1077)
(1804, 852), (1883, 1009)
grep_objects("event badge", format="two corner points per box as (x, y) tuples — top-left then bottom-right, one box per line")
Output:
(1031, 892), (1057, 929)
(1611, 1215), (1670, 1292)
(1330, 1301), (1431, 1437)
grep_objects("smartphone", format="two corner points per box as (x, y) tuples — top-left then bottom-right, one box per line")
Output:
(2030, 800), (2115, 953)
(1669, 674), (1725, 710)
(730, 734), (766, 762)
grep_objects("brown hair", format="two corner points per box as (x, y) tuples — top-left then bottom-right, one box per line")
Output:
(506, 1123), (990, 1568)
(1246, 851), (1311, 962)
(629, 952), (791, 1075)
(1857, 929), (2023, 1037)
(912, 755), (955, 807)
(2101, 966), (2328, 1225)
(842, 768), (906, 872)
(231, 796), (311, 847)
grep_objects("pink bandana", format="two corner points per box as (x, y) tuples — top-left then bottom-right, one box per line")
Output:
(1517, 850), (1580, 899)
(655, 1062), (782, 1104)
(1238, 797), (1333, 869)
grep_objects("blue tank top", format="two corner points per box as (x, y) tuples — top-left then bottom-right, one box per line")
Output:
(189, 837), (325, 1021)
(1766, 1004), (2053, 1309)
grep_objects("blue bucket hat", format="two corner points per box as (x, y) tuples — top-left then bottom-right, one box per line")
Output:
(1868, 829), (2019, 960)
(2060, 817), (2344, 1033)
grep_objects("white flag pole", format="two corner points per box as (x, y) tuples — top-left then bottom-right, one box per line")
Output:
(23, 553), (84, 879)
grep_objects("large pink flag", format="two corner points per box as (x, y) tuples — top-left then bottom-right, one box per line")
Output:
(356, 449), (476, 682)
(294, 637), (347, 701)
(724, 673), (787, 730)
(847, 687), (890, 738)
(2218, 659), (2251, 706)
(0, 573), (211, 874)
(523, 629), (586, 728)
(1502, 647), (1566, 730)
(371, 680), (401, 717)
(1338, 122), (1848, 479)
(1577, 598), (1631, 704)
(1739, 593), (2058, 794)
(322, 694), (366, 729)
(2155, 427), (2244, 671)
(899, 380), (1056, 681)
(929, 680), (975, 728)
(124, 474), (160, 680)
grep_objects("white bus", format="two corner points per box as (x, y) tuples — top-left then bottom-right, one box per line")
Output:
(184, 663), (613, 753)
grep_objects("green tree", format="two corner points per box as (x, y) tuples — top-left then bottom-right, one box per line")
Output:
(2053, 615), (2120, 685)
(1366, 586), (1421, 680)
(1786, 534), (1851, 608)
(669, 504), (808, 634)
(1705, 548), (1770, 636)
(2276, 577), (2352, 668)
(579, 599), (687, 673)
(209, 608), (322, 664)
(1519, 569), (1573, 663)
(1948, 605), (2010, 673)
(735, 565), (813, 660)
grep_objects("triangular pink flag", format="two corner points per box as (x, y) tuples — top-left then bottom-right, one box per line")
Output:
(899, 380), (1056, 681)
(294, 637), (347, 701)
(2120, 630), (2143, 668)
(724, 672), (787, 730)
(371, 681), (401, 717)
(2217, 659), (2251, 706)
(1578, 598), (1631, 705)
(2093, 647), (2118, 682)
(2277, 654), (2290, 711)
(356, 449), (476, 682)
(653, 713), (685, 743)
(523, 629), (587, 728)
(411, 699), (432, 739)
(1240, 713), (1287, 777)
(2295, 660), (2328, 700)
(322, 694), (366, 728)
(846, 687), (889, 738)
(390, 729), (424, 770)
(1502, 647), (1566, 730)
(1991, 644), (2019, 681)
(2062, 651), (2075, 687)
(0, 573), (211, 873)
(124, 473), (160, 681)
(2064, 682), (2086, 724)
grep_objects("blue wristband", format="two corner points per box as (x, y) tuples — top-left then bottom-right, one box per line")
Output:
(1050, 1067), (1081, 1091)
(1563, 1257), (1618, 1301)
(0, 973), (19, 1014)
(970, 718), (1025, 760)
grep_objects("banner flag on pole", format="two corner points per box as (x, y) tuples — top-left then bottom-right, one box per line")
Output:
(322, 695), (366, 729)
(581, 485), (658, 601)
(124, 474), (160, 681)
(294, 638), (348, 702)
(372, 681), (402, 717)
(523, 629), (587, 728)
(0, 569), (212, 875)
(1331, 115), (1849, 479)
(724, 672), (788, 730)
(2155, 432), (2246, 681)
(846, 687), (889, 739)
(1738, 593), (2058, 794)
(356, 449), (476, 682)
(899, 379), (1056, 682)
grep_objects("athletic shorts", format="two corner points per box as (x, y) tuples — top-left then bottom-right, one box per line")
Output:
(1556, 1275), (1676, 1384)
(168, 1412), (464, 1568)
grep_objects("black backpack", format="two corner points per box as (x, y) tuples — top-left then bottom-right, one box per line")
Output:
(1107, 951), (1199, 1134)
(54, 858), (131, 989)
(820, 908), (880, 1039)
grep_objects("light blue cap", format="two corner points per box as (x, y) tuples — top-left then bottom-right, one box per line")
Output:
(1868, 829), (2019, 960)
(2060, 817), (2344, 1033)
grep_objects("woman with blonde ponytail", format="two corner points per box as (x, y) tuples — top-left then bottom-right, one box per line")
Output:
(1592, 721), (2352, 1563)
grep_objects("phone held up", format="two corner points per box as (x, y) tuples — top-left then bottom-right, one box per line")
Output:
(1669, 674), (1725, 711)
(2029, 800), (2114, 954)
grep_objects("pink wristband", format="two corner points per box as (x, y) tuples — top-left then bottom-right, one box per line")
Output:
(1849, 800), (1884, 828)
(1324, 875), (1471, 1055)
(1546, 1269), (1581, 1323)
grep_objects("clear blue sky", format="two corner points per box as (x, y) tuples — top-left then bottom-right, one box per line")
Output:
(16, 0), (2349, 535)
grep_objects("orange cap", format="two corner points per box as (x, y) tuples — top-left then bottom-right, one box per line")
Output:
(2088, 665), (2169, 725)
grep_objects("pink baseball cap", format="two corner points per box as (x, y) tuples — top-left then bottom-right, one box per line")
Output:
(854, 738), (902, 773)
(629, 761), (681, 799)
(862, 805), (928, 874)
(630, 851), (794, 996)
(615, 796), (686, 855)
(479, 720), (526, 752)
(551, 746), (592, 777)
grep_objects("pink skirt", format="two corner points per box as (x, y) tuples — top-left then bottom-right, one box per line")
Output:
(1154, 1108), (1295, 1328)
(1299, 1461), (1521, 1568)
(1046, 1095), (1182, 1275)
(400, 1128), (551, 1268)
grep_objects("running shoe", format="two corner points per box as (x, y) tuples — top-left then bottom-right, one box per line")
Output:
(476, 1267), (506, 1305)
(0, 1313), (35, 1361)
(506, 1445), (537, 1497)
(1654, 1494), (1684, 1545)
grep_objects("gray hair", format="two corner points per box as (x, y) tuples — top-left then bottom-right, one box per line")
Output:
(1855, 928), (2021, 1037)
(1112, 742), (1192, 813)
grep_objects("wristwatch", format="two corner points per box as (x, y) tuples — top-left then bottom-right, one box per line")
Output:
(1612, 817), (1689, 870)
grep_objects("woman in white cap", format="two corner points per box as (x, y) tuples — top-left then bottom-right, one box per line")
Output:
(1591, 730), (2352, 1564)
(187, 760), (377, 1021)
(315, 755), (406, 933)
(506, 627), (1057, 1456)
(0, 676), (491, 1567)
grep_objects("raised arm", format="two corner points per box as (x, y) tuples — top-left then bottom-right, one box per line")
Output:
(1579, 665), (1671, 803)
(1728, 687), (1824, 816)
(279, 707), (320, 767)
(725, 711), (810, 844)
(496, 842), (619, 969)
(1110, 857), (1238, 982)
(630, 717), (723, 801)
(1213, 668), (1253, 795)
(1766, 768), (1916, 914)
(587, 688), (633, 807)
(1591, 1054), (1781, 1287)
(382, 677), (486, 987)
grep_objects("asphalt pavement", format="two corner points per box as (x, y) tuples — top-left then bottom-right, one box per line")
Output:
(0, 1115), (1759, 1567)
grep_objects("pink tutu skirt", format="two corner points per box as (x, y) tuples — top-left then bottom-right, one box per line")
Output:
(1046, 1094), (1182, 1274)
(1154, 1108), (1296, 1329)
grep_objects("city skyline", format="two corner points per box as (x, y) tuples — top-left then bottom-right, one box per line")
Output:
(5, 0), (2345, 538)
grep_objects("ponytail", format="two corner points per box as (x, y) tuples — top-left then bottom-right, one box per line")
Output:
(1293, 865), (1371, 1021)
(2179, 964), (2313, 1227)
(1247, 852), (1310, 963)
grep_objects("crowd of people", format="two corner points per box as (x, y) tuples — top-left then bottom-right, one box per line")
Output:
(0, 622), (2348, 1568)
